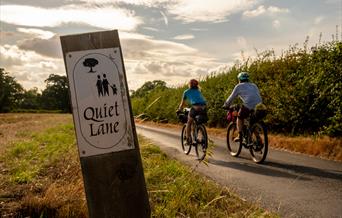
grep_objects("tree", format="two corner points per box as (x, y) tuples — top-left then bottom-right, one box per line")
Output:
(0, 68), (24, 112)
(19, 87), (41, 109)
(40, 74), (70, 112)
(83, 58), (98, 73)
(131, 80), (167, 98)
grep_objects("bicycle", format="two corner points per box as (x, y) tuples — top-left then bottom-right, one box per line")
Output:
(177, 108), (208, 160)
(224, 104), (268, 163)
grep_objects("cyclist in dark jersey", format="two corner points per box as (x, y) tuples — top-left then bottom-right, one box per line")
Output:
(177, 79), (207, 144)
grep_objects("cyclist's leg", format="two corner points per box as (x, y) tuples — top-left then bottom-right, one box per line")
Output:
(234, 118), (243, 142)
(236, 118), (243, 132)
(253, 125), (263, 145)
(186, 108), (195, 143)
(235, 106), (250, 141)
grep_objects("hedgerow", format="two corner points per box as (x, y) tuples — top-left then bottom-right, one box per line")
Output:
(132, 41), (342, 137)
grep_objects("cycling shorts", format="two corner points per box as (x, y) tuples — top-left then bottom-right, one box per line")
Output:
(189, 105), (206, 119)
(238, 105), (251, 119)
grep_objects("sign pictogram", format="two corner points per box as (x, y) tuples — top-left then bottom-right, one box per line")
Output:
(66, 48), (134, 157)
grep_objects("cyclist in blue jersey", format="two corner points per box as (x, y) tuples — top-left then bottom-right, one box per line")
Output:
(177, 79), (207, 145)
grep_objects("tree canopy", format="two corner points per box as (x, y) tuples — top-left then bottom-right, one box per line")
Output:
(131, 80), (167, 98)
(0, 70), (71, 113)
(0, 68), (24, 112)
(41, 74), (70, 112)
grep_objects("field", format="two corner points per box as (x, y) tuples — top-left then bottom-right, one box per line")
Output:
(0, 113), (278, 217)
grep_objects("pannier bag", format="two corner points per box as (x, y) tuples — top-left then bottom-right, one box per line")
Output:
(178, 110), (189, 123)
(254, 103), (267, 120)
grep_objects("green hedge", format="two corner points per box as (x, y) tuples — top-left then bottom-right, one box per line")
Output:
(132, 41), (342, 137)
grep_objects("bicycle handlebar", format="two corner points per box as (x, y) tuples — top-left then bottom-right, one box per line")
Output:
(222, 104), (240, 111)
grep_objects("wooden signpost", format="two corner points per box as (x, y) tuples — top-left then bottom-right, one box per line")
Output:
(60, 30), (150, 218)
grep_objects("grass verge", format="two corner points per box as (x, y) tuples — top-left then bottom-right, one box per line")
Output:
(0, 117), (278, 217)
(140, 136), (277, 217)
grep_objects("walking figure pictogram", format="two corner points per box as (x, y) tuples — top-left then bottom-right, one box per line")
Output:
(96, 75), (103, 97)
(102, 74), (110, 96)
(111, 84), (117, 95)
(96, 74), (117, 98)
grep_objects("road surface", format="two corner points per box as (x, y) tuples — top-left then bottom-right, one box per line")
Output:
(136, 124), (342, 218)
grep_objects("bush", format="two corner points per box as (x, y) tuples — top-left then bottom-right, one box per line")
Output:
(131, 41), (342, 137)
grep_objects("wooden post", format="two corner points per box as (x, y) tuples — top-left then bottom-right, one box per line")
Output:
(60, 30), (150, 218)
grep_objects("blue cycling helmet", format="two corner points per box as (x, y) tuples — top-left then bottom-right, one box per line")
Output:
(237, 72), (249, 82)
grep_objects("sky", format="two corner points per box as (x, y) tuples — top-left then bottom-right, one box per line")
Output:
(0, 0), (341, 91)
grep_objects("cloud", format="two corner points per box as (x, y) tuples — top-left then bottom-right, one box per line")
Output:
(143, 27), (159, 32)
(236, 36), (248, 48)
(273, 20), (281, 29)
(314, 16), (325, 25)
(160, 11), (168, 26)
(190, 28), (209, 31)
(0, 44), (64, 90)
(16, 28), (55, 39)
(0, 45), (24, 67)
(121, 36), (198, 61)
(0, 31), (16, 38)
(267, 6), (289, 14)
(120, 36), (221, 74)
(243, 5), (266, 17)
(17, 36), (62, 58)
(120, 35), (223, 89)
(243, 5), (289, 18)
(1, 5), (142, 31)
(71, 0), (169, 6)
(324, 0), (341, 3)
(65, 0), (257, 23)
(1, 30), (222, 90)
(168, 0), (257, 23)
(173, 34), (195, 40)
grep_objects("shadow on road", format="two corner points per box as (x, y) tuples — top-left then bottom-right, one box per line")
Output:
(208, 158), (311, 181)
(209, 157), (342, 181)
(265, 161), (342, 181)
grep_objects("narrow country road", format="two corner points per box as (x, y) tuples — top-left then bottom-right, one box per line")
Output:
(136, 124), (342, 218)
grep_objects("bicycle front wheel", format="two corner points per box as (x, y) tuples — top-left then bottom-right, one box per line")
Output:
(226, 122), (242, 157)
(249, 122), (268, 163)
(195, 124), (208, 160)
(181, 124), (191, 155)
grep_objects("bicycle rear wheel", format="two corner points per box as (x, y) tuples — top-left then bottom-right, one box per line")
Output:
(195, 124), (208, 160)
(181, 124), (191, 155)
(226, 122), (242, 157)
(249, 122), (268, 163)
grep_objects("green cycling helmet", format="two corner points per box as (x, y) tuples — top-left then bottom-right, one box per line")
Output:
(237, 72), (249, 81)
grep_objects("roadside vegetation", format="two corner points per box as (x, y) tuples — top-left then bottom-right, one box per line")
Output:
(131, 40), (342, 160)
(131, 40), (342, 137)
(0, 114), (278, 217)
